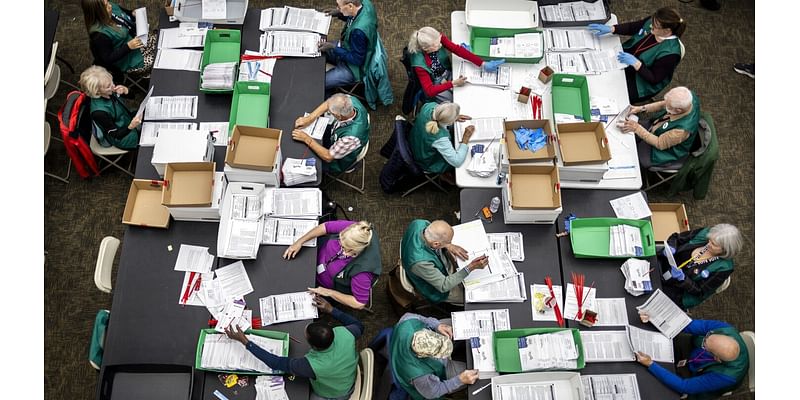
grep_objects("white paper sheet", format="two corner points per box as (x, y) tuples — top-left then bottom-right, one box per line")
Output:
(157, 27), (205, 48)
(593, 298), (629, 327)
(626, 325), (675, 363)
(582, 374), (641, 400)
(531, 284), (564, 322)
(563, 283), (597, 321)
(214, 261), (255, 299)
(174, 244), (215, 273)
(154, 48), (203, 71)
(300, 113), (331, 140)
(144, 95), (198, 120)
(455, 117), (505, 143)
(201, 333), (285, 373)
(139, 122), (197, 146)
(545, 29), (599, 52)
(135, 85), (155, 119)
(487, 232), (525, 261)
(518, 330), (579, 370)
(451, 219), (491, 270)
(178, 271), (211, 306)
(636, 289), (692, 339)
(580, 330), (636, 362)
(463, 248), (519, 288)
(466, 273), (526, 303)
(260, 31), (322, 57)
(457, 60), (511, 88)
(610, 192), (652, 219)
(198, 121), (231, 145)
(259, 291), (319, 325)
(213, 299), (246, 333)
(265, 188), (322, 218)
(451, 309), (511, 340)
(262, 218), (318, 246)
(470, 336), (499, 379)
(260, 6), (331, 35)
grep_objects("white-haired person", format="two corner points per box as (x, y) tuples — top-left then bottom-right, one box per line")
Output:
(79, 65), (140, 150)
(409, 102), (474, 178)
(293, 93), (369, 174)
(660, 223), (743, 310)
(621, 86), (700, 168)
(283, 220), (380, 310)
(408, 26), (504, 103)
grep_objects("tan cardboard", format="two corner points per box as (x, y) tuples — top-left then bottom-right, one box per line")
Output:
(507, 165), (561, 209)
(225, 125), (281, 171)
(123, 180), (170, 228)
(538, 66), (554, 83)
(649, 203), (690, 242)
(164, 0), (174, 15)
(162, 162), (216, 207)
(556, 122), (612, 165)
(503, 119), (557, 163)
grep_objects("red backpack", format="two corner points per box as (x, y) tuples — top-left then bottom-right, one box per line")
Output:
(57, 90), (100, 179)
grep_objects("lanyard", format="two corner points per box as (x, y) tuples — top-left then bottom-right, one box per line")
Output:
(688, 349), (717, 365)
(324, 248), (349, 266)
(677, 244), (711, 269)
(632, 34), (660, 57)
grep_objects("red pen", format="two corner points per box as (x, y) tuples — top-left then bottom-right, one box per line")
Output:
(181, 272), (197, 304)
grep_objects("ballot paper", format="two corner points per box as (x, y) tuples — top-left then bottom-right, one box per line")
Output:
(259, 291), (318, 325)
(202, 0), (227, 20)
(261, 217), (318, 246)
(626, 325), (675, 363)
(260, 31), (321, 57)
(496, 383), (557, 400)
(518, 330), (579, 370)
(139, 122), (197, 146)
(135, 85), (155, 119)
(451, 219), (491, 270)
(451, 309), (511, 340)
(174, 244), (215, 272)
(563, 283), (597, 321)
(134, 8), (148, 43)
(593, 298), (629, 327)
(540, 1), (607, 22)
(636, 289), (692, 339)
(201, 62), (237, 90)
(465, 273), (526, 303)
(470, 336), (499, 379)
(582, 374), (641, 400)
(581, 327), (674, 363)
(144, 96), (198, 120)
(487, 232), (525, 261)
(546, 50), (624, 74)
(158, 27), (206, 48)
(490, 37), (516, 58)
(179, 22), (210, 37)
(198, 122), (231, 145)
(610, 192), (652, 220)
(463, 248), (520, 288)
(215, 261), (255, 299)
(213, 298), (246, 333)
(544, 29), (599, 52)
(300, 113), (332, 140)
(620, 258), (653, 296)
(223, 218), (261, 258)
(514, 33), (543, 58)
(457, 60), (511, 88)
(455, 117), (505, 143)
(201, 333), (285, 373)
(259, 6), (331, 35)
(239, 53), (278, 83)
(199, 276), (226, 310)
(530, 284), (564, 322)
(609, 225), (644, 257)
(281, 158), (318, 186)
(264, 188), (322, 218)
(154, 48), (203, 71)
(255, 375), (290, 400)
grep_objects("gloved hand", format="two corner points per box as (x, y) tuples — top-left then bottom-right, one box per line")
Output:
(617, 52), (639, 66)
(459, 42), (471, 51)
(670, 265), (685, 281)
(662, 245), (676, 257)
(588, 23), (612, 36)
(318, 41), (336, 52)
(483, 59), (506, 73)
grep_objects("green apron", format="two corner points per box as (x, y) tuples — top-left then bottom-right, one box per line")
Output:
(622, 18), (682, 99)
(681, 228), (733, 309)
(306, 326), (358, 398)
(341, 1), (377, 81)
(332, 230), (382, 297)
(90, 95), (139, 150)
(688, 326), (749, 400)
(409, 102), (451, 174)
(90, 2), (144, 72)
(400, 219), (449, 304)
(648, 91), (700, 166)
(410, 47), (451, 84)
(329, 97), (370, 173)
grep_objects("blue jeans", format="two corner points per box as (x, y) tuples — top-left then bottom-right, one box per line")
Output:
(325, 61), (357, 92)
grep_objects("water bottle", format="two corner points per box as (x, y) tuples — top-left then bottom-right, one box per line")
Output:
(489, 196), (501, 214)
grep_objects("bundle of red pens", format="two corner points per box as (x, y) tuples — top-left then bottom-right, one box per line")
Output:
(180, 272), (202, 305)
(571, 272), (595, 321)
(544, 276), (564, 327)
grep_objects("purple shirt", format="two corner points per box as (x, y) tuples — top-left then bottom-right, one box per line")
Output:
(316, 220), (374, 304)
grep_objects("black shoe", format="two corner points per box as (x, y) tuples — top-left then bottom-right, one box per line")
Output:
(700, 0), (721, 11)
(733, 63), (755, 78)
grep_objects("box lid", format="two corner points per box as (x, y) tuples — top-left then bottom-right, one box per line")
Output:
(225, 125), (281, 171)
(123, 180), (171, 228)
(162, 162), (216, 207)
(556, 122), (611, 165)
(152, 130), (213, 164)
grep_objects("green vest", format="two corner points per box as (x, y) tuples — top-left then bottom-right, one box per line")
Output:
(401, 219), (448, 304)
(681, 228), (733, 309)
(649, 91), (701, 166)
(306, 326), (358, 398)
(390, 319), (447, 400)
(329, 97), (370, 174)
(409, 102), (451, 174)
(341, 1), (378, 81)
(90, 3), (144, 72)
(622, 18), (682, 99)
(688, 326), (749, 399)
(410, 47), (451, 84)
(90, 95), (140, 150)
(333, 231), (382, 296)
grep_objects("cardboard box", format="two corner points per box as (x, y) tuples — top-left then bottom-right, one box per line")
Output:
(225, 125), (281, 171)
(164, 0), (174, 16)
(556, 122), (611, 166)
(501, 165), (562, 224)
(538, 66), (554, 83)
(122, 180), (171, 229)
(173, 0), (248, 25)
(466, 0), (539, 29)
(649, 203), (690, 242)
(503, 120), (557, 163)
(169, 172), (227, 222)
(501, 193), (562, 224)
(162, 162), (216, 207)
(152, 130), (215, 177)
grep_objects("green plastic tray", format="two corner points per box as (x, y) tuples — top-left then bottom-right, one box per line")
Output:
(569, 217), (656, 259)
(195, 328), (289, 374)
(551, 74), (591, 122)
(469, 27), (543, 63)
(200, 29), (242, 94)
(229, 81), (271, 135)
(492, 327), (585, 373)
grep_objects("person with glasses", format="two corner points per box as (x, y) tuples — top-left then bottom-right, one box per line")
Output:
(589, 7), (687, 103)
(400, 220), (489, 304)
(283, 220), (380, 310)
(635, 315), (749, 399)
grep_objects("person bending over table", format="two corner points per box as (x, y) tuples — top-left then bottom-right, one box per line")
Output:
(283, 220), (380, 310)
(79, 65), (140, 150)
(293, 94), (370, 174)
(659, 224), (742, 310)
(409, 102), (474, 179)
(620, 86), (700, 169)
(636, 314), (749, 399)
(390, 313), (479, 400)
(589, 7), (686, 104)
(407, 26), (505, 103)
(225, 296), (362, 400)
(81, 0), (156, 77)
(401, 219), (488, 305)
(320, 0), (378, 95)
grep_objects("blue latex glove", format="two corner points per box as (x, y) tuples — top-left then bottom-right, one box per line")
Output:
(670, 265), (685, 281)
(483, 59), (506, 73)
(617, 52), (639, 66)
(588, 23), (612, 36)
(662, 245), (676, 257)
(460, 42), (471, 51)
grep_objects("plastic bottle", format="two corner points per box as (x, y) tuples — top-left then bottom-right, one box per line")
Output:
(489, 196), (501, 213)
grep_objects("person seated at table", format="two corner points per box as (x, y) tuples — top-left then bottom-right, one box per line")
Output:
(81, 0), (156, 76)
(390, 312), (479, 399)
(225, 296), (362, 400)
(620, 86), (700, 169)
(293, 94), (370, 174)
(659, 223), (742, 310)
(401, 219), (488, 304)
(407, 26), (505, 103)
(589, 7), (686, 104)
(320, 0), (378, 95)
(409, 102), (474, 179)
(636, 314), (749, 399)
(79, 65), (140, 150)
(283, 220), (380, 310)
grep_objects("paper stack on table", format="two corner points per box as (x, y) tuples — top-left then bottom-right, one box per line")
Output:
(261, 217), (317, 246)
(487, 232), (525, 261)
(451, 309), (511, 340)
(581, 374), (642, 400)
(260, 31), (322, 57)
(259, 6), (331, 35)
(620, 258), (653, 296)
(158, 27), (206, 48)
(255, 376), (290, 400)
(154, 48), (203, 71)
(465, 272), (526, 303)
(200, 333), (284, 372)
(201, 62), (237, 90)
(518, 330), (579, 370)
(469, 336), (499, 379)
(139, 122), (197, 146)
(259, 291), (318, 325)
(457, 60), (511, 88)
(544, 29), (599, 52)
(281, 158), (317, 186)
(609, 224), (644, 257)
(300, 113), (331, 140)
(636, 289), (692, 339)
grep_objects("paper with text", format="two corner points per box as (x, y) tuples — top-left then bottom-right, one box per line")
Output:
(259, 291), (319, 325)
(451, 309), (511, 340)
(636, 289), (691, 339)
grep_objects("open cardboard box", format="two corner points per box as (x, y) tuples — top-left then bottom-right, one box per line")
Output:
(164, 0), (174, 15)
(649, 203), (690, 242)
(556, 122), (611, 165)
(162, 162), (216, 207)
(503, 119), (557, 163)
(506, 164), (561, 210)
(123, 180), (171, 228)
(225, 125), (281, 171)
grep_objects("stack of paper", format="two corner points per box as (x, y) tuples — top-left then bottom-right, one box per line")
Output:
(259, 6), (331, 35)
(466, 146), (498, 178)
(260, 31), (321, 57)
(300, 113), (331, 140)
(455, 117), (505, 143)
(201, 62), (237, 90)
(540, 1), (607, 22)
(281, 158), (317, 186)
(466, 272), (526, 303)
(158, 27), (206, 48)
(469, 336), (499, 379)
(489, 33), (543, 59)
(154, 48), (203, 71)
(487, 232), (525, 261)
(144, 96), (198, 120)
(221, 193), (264, 259)
(264, 188), (322, 218)
(451, 309), (511, 340)
(457, 60), (511, 88)
(450, 220), (521, 289)
(259, 291), (318, 325)
(579, 327), (674, 363)
(134, 8), (148, 43)
(609, 225), (644, 257)
(544, 29), (599, 52)
(261, 217), (318, 246)
(255, 376), (290, 400)
(620, 258), (653, 296)
(518, 330), (579, 370)
(175, 244), (215, 306)
(200, 334), (284, 372)
(582, 374), (642, 400)
(545, 50), (625, 74)
(139, 122), (197, 146)
(636, 289), (692, 339)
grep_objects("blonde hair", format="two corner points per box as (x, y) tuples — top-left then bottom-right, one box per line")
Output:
(339, 221), (374, 255)
(79, 65), (113, 98)
(425, 102), (460, 134)
(408, 27), (441, 54)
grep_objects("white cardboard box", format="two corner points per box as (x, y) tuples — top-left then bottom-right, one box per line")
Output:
(217, 181), (266, 259)
(173, 0), (248, 25)
(466, 0), (539, 28)
(168, 172), (227, 222)
(152, 130), (214, 177)
(502, 184), (562, 224)
(557, 161), (609, 183)
(492, 371), (584, 400)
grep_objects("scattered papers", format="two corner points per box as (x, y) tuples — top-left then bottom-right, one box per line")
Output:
(609, 225), (644, 257)
(470, 336), (499, 379)
(202, 0), (227, 20)
(455, 117), (505, 143)
(488, 232), (525, 261)
(544, 29), (599, 52)
(582, 374), (641, 400)
(545, 50), (624, 74)
(262, 217), (318, 246)
(281, 158), (317, 186)
(259, 291), (318, 325)
(580, 327), (674, 363)
(489, 33), (543, 59)
(620, 258), (653, 296)
(200, 333), (285, 373)
(563, 283), (596, 321)
(201, 62), (237, 90)
(636, 289), (692, 339)
(134, 8), (148, 43)
(531, 284), (563, 322)
(175, 244), (215, 272)
(610, 193), (652, 219)
(158, 27), (206, 48)
(139, 122), (197, 146)
(260, 6), (331, 35)
(213, 299), (246, 333)
(464, 249), (520, 288)
(144, 96), (199, 120)
(260, 31), (321, 57)
(199, 121), (231, 145)
(540, 1), (607, 22)
(593, 298), (629, 327)
(457, 60), (511, 88)
(178, 271), (211, 306)
(451, 309), (511, 340)
(466, 273), (526, 303)
(300, 113), (331, 140)
(154, 48), (203, 71)
(518, 330), (579, 370)
(215, 261), (255, 299)
(256, 376), (290, 400)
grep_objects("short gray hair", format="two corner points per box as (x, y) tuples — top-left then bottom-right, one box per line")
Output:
(79, 65), (113, 98)
(328, 94), (354, 116)
(408, 27), (441, 54)
(708, 223), (742, 259)
(664, 86), (693, 111)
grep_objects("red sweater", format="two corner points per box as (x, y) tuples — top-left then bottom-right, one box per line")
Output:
(414, 34), (484, 98)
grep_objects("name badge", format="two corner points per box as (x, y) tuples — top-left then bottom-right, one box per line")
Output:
(677, 359), (687, 367)
(316, 263), (326, 274)
(662, 121), (669, 129)
(700, 270), (710, 279)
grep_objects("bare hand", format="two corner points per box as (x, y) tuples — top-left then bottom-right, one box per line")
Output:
(295, 116), (312, 129)
(113, 85), (129, 96)
(458, 369), (480, 385)
(456, 114), (472, 122)
(467, 254), (489, 271)
(311, 294), (334, 314)
(308, 286), (333, 298)
(128, 115), (142, 130)
(318, 41), (336, 52)
(127, 37), (143, 50)
(292, 129), (312, 144)
(620, 120), (641, 134)
(283, 243), (302, 259)
(630, 105), (646, 114)
(446, 244), (468, 261)
(436, 323), (453, 339)
(452, 76), (468, 87)
(225, 325), (249, 345)
(638, 310), (650, 324)
(461, 125), (475, 143)
(635, 351), (653, 367)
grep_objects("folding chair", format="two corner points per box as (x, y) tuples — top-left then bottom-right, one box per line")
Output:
(89, 309), (110, 370)
(644, 113), (713, 192)
(44, 120), (70, 183)
(338, 81), (366, 103)
(392, 116), (448, 197)
(325, 141), (370, 193)
(715, 276), (732, 295)
(95, 236), (121, 293)
(89, 135), (135, 177)
(399, 46), (425, 118)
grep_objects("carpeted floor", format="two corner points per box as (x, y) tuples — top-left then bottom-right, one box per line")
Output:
(44, 0), (754, 399)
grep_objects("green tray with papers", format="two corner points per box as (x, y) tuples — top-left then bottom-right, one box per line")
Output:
(195, 328), (289, 374)
(569, 217), (656, 259)
(200, 29), (242, 94)
(492, 328), (585, 373)
(551, 74), (591, 122)
(228, 81), (271, 135)
(469, 27), (544, 63)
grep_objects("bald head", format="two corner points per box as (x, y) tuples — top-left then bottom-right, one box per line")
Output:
(424, 220), (454, 249)
(705, 334), (740, 362)
(664, 86), (693, 115)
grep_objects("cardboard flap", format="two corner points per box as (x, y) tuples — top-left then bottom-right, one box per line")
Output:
(556, 122), (611, 165)
(123, 180), (170, 228)
(225, 125), (282, 171)
(162, 162), (216, 207)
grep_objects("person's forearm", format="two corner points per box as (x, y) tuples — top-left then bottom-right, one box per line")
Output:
(244, 342), (316, 379)
(613, 18), (648, 36)
(637, 127), (688, 150)
(301, 136), (335, 162)
(411, 262), (470, 292)
(432, 138), (468, 167)
(327, 290), (366, 310)
(331, 307), (365, 338)
(412, 374), (465, 399)
(307, 100), (331, 120)
(292, 224), (327, 249)
(649, 363), (735, 395)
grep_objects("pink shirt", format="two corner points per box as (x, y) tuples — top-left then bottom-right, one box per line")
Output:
(316, 220), (374, 304)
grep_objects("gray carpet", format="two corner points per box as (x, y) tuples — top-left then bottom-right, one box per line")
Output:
(44, 0), (755, 399)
